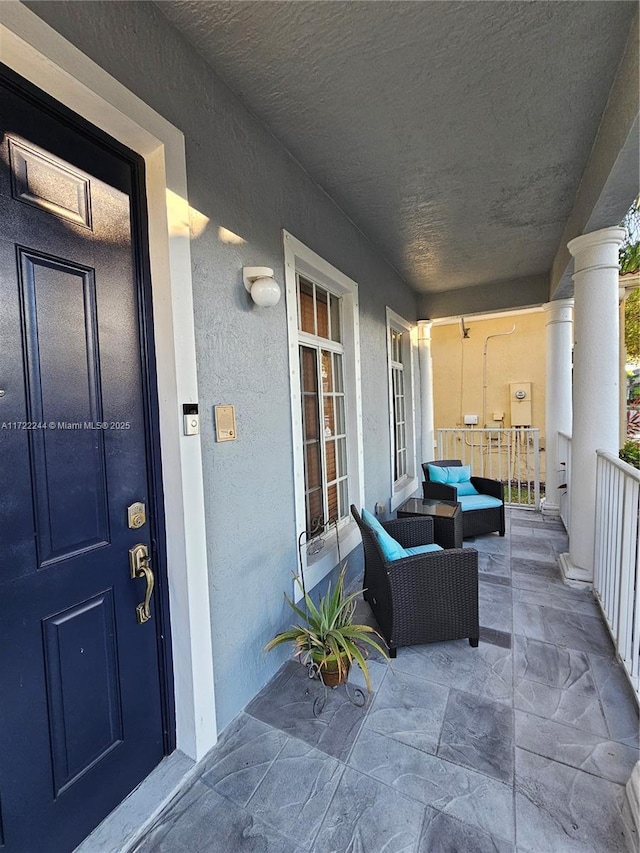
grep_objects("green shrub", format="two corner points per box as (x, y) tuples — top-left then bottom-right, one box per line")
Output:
(620, 440), (640, 469)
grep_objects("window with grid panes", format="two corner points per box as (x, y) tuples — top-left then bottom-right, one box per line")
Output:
(298, 275), (348, 531)
(390, 328), (407, 482)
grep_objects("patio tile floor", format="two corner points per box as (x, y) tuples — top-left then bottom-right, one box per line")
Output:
(133, 509), (639, 853)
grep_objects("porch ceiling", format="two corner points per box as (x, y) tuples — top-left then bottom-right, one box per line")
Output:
(158, 1), (638, 313)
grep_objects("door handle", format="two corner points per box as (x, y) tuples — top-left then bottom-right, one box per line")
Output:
(129, 543), (155, 624)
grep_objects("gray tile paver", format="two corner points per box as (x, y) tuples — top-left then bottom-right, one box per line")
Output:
(134, 509), (639, 853)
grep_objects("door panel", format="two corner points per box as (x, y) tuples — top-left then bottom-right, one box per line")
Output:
(0, 71), (169, 853)
(18, 249), (110, 566)
(42, 591), (123, 797)
(9, 136), (93, 228)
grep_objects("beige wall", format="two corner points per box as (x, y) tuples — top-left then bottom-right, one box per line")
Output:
(431, 310), (547, 434)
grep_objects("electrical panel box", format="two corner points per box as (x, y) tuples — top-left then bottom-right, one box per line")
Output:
(509, 383), (532, 426)
(463, 414), (478, 425)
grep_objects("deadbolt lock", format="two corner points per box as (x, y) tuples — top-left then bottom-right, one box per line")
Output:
(127, 502), (146, 529)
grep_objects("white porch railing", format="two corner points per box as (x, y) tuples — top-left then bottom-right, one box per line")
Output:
(558, 431), (572, 531)
(436, 428), (541, 509)
(593, 450), (640, 699)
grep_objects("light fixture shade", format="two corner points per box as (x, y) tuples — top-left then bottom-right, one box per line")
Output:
(250, 276), (281, 307)
(243, 266), (281, 307)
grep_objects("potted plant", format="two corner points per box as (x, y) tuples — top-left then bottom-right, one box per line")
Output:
(265, 565), (387, 691)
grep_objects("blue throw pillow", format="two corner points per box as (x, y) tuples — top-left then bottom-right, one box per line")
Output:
(361, 508), (406, 561)
(456, 480), (479, 496)
(427, 464), (449, 484)
(427, 464), (478, 495)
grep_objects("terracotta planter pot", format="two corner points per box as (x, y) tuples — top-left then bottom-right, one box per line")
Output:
(314, 652), (350, 687)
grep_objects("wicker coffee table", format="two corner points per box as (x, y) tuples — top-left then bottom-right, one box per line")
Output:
(397, 497), (463, 550)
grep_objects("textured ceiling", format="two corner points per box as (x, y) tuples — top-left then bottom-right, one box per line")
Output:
(158, 1), (636, 296)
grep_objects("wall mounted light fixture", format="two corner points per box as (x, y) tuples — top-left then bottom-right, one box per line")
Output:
(243, 266), (281, 307)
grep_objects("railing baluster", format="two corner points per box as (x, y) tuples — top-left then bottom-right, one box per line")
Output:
(533, 432), (540, 509)
(618, 477), (633, 668)
(601, 457), (612, 620)
(507, 432), (514, 503)
(613, 469), (628, 638)
(632, 503), (640, 680)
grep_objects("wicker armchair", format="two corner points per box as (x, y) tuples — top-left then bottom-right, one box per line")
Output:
(422, 459), (505, 538)
(351, 506), (479, 657)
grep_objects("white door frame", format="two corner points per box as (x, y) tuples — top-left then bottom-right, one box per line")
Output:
(0, 2), (217, 761)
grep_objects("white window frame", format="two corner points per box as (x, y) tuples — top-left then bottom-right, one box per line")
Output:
(284, 231), (364, 601)
(386, 308), (419, 511)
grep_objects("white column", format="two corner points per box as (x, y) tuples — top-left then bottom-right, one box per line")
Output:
(542, 299), (574, 516)
(560, 227), (624, 584)
(418, 320), (435, 462)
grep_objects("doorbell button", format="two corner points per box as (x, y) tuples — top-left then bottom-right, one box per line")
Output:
(184, 414), (200, 435)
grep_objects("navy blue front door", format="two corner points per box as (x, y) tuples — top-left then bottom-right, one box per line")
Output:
(0, 74), (167, 852)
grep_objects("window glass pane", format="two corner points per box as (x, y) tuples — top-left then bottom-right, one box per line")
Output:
(325, 440), (337, 482)
(305, 443), (322, 490)
(330, 294), (341, 343)
(323, 396), (335, 436)
(393, 390), (401, 427)
(335, 397), (345, 435)
(327, 483), (338, 522)
(304, 396), (319, 440)
(337, 438), (347, 477)
(316, 287), (329, 339)
(307, 488), (323, 531)
(321, 350), (333, 392)
(333, 353), (343, 392)
(299, 277), (315, 334)
(300, 346), (317, 392)
(338, 479), (348, 519)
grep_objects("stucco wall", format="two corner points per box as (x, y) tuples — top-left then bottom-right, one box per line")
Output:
(27, 1), (419, 730)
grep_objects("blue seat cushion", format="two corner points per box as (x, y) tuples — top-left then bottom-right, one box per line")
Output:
(404, 544), (444, 556)
(361, 508), (406, 561)
(427, 464), (478, 496)
(459, 495), (503, 511)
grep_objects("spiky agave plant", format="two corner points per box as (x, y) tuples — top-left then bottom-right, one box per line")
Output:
(265, 565), (388, 691)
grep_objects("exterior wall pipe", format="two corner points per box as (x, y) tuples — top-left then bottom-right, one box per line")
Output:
(482, 326), (516, 427)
